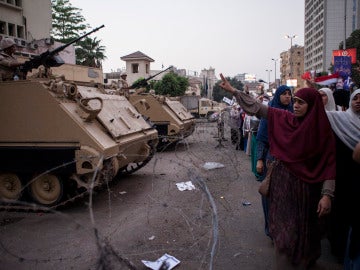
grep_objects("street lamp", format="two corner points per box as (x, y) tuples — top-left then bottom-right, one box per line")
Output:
(271, 58), (279, 87)
(265, 69), (272, 90)
(285, 34), (297, 79)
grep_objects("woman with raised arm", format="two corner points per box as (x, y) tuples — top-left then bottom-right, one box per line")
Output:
(219, 73), (336, 269)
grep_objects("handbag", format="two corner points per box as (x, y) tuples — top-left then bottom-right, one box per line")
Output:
(258, 160), (275, 197)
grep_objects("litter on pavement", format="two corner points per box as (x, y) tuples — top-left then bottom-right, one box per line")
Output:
(176, 181), (196, 191)
(142, 253), (180, 269)
(202, 162), (225, 170)
(242, 201), (252, 206)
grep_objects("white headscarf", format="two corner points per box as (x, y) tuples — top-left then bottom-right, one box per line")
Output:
(326, 89), (360, 150)
(319, 87), (336, 111)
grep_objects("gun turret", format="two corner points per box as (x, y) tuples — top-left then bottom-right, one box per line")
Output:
(20, 25), (105, 76)
(129, 65), (173, 89)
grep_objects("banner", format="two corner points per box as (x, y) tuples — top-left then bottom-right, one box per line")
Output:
(332, 48), (357, 64)
(333, 56), (353, 90)
(222, 96), (233, 105)
(333, 56), (352, 77)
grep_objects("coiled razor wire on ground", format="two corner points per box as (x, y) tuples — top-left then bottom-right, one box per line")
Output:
(0, 120), (247, 270)
(188, 173), (218, 270)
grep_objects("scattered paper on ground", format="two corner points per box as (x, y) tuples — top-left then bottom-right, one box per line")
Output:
(203, 162), (225, 170)
(142, 253), (180, 269)
(176, 181), (196, 191)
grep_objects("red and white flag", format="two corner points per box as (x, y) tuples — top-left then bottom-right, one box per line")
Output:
(314, 73), (339, 86)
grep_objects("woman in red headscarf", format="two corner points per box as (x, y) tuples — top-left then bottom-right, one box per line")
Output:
(219, 74), (336, 269)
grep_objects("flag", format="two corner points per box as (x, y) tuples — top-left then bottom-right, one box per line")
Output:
(301, 71), (312, 80)
(314, 73), (339, 86)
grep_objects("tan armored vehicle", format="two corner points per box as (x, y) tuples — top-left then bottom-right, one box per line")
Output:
(0, 78), (158, 209)
(129, 91), (196, 148)
(0, 26), (158, 209)
(108, 67), (196, 149)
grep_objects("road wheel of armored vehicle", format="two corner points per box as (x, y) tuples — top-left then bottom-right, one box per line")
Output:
(118, 142), (157, 175)
(29, 174), (63, 206)
(0, 173), (23, 201)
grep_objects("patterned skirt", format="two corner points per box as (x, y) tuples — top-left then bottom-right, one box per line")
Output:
(268, 161), (323, 266)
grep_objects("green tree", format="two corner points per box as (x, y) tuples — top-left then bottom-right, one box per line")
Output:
(51, 0), (89, 43)
(212, 76), (243, 102)
(51, 0), (106, 67)
(75, 37), (106, 68)
(154, 72), (189, 96)
(338, 29), (360, 86)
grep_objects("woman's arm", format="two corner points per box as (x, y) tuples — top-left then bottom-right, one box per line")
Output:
(321, 179), (335, 198)
(256, 140), (269, 174)
(318, 179), (335, 217)
(219, 73), (268, 119)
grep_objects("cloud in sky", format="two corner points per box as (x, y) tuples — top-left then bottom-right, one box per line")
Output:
(70, 0), (304, 81)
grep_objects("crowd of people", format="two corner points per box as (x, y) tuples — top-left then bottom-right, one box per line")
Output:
(220, 73), (360, 270)
(2, 35), (360, 269)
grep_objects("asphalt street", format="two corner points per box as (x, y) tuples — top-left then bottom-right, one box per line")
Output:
(0, 120), (343, 270)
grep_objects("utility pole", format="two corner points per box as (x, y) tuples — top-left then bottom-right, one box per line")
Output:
(285, 34), (297, 79)
(265, 69), (272, 91)
(344, 0), (347, 49)
(271, 58), (279, 87)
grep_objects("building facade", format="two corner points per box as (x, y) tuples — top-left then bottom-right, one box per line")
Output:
(0, 0), (51, 44)
(304, 0), (360, 73)
(0, 0), (101, 82)
(119, 51), (155, 85)
(199, 67), (217, 100)
(0, 0), (74, 63)
(280, 45), (305, 89)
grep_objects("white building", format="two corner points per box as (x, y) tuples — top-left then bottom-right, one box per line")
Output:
(304, 0), (360, 73)
(0, 0), (77, 63)
(0, 0), (51, 44)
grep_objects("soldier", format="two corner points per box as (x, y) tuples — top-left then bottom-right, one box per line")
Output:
(117, 71), (130, 98)
(0, 37), (24, 81)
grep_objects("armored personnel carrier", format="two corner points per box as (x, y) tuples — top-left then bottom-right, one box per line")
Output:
(129, 92), (196, 148)
(0, 26), (158, 209)
(110, 67), (196, 149)
(0, 78), (158, 209)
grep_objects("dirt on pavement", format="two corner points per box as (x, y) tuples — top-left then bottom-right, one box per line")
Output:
(0, 120), (343, 270)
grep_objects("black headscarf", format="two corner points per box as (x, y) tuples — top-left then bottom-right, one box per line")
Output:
(256, 85), (293, 143)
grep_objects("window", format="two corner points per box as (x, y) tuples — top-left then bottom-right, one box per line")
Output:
(0, 21), (6, 34)
(132, 63), (139, 73)
(201, 100), (211, 107)
(8, 23), (15, 36)
(17, 25), (24, 38)
(146, 64), (149, 74)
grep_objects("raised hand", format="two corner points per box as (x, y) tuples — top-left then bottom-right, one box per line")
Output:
(219, 73), (235, 94)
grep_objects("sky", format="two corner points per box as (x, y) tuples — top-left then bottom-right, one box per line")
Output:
(69, 0), (304, 82)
